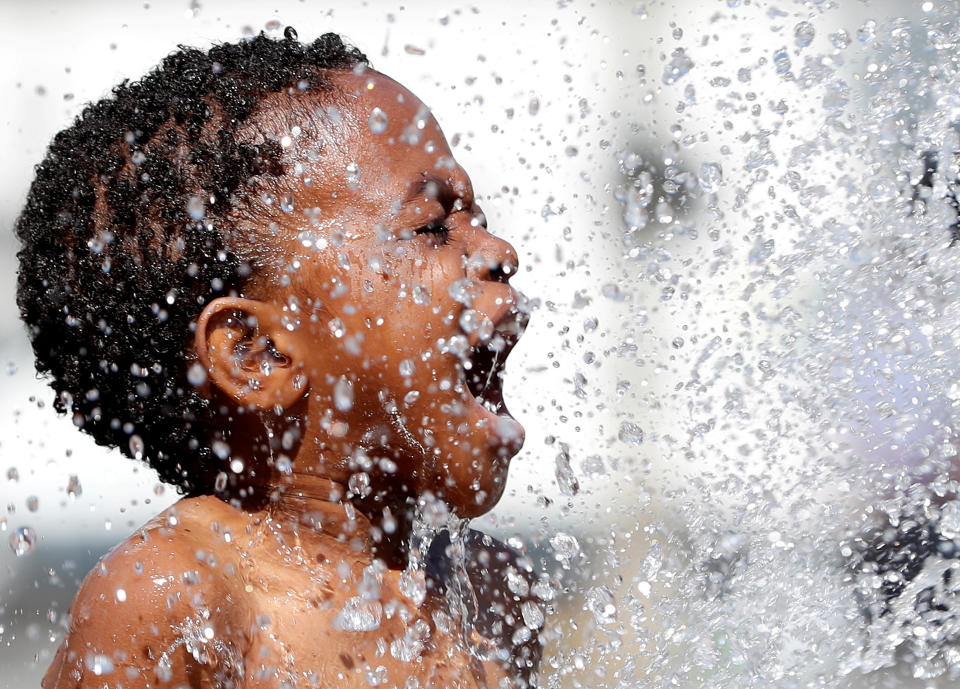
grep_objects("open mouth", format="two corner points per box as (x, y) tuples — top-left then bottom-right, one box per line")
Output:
(464, 308), (528, 416)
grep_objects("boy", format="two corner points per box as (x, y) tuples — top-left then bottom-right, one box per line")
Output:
(17, 31), (541, 688)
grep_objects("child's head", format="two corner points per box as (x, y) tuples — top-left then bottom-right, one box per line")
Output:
(17, 32), (525, 517)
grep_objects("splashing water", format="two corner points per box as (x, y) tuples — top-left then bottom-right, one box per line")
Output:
(9, 527), (36, 557)
(14, 4), (960, 689)
(402, 493), (493, 663)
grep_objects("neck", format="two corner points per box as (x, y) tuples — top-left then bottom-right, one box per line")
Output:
(217, 408), (417, 567)
(231, 469), (416, 568)
(272, 473), (375, 551)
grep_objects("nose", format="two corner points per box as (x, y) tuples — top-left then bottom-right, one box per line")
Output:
(465, 230), (520, 284)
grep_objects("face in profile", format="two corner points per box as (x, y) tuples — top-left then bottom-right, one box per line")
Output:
(235, 70), (527, 518)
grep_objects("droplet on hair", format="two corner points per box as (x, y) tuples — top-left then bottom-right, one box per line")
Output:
(129, 435), (144, 460)
(187, 363), (207, 386)
(212, 440), (230, 460)
(283, 26), (298, 41)
(187, 195), (205, 221)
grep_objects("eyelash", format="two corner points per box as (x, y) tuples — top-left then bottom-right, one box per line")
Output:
(416, 223), (452, 245)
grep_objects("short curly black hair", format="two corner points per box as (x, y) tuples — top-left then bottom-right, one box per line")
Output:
(16, 31), (367, 494)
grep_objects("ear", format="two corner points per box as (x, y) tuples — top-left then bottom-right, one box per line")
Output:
(194, 297), (307, 411)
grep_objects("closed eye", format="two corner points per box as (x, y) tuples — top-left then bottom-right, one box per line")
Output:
(416, 222), (452, 245)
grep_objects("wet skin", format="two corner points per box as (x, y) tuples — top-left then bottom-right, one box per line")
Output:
(43, 71), (539, 688)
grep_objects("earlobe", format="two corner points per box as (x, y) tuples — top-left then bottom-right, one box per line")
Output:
(194, 297), (307, 411)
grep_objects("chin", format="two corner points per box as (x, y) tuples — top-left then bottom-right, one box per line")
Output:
(440, 438), (523, 519)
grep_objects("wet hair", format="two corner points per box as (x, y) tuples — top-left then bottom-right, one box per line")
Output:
(16, 31), (367, 494)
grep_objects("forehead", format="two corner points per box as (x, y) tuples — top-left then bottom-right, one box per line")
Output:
(326, 70), (458, 180)
(332, 69), (438, 139)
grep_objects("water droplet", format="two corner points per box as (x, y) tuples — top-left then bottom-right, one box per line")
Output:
(129, 435), (144, 460)
(555, 444), (579, 496)
(448, 278), (475, 306)
(794, 21), (815, 48)
(662, 49), (694, 85)
(532, 579), (555, 601)
(655, 199), (674, 224)
(212, 440), (230, 459)
(412, 285), (432, 305)
(366, 666), (389, 686)
(399, 359), (415, 377)
(187, 362), (207, 386)
(399, 567), (427, 606)
(940, 501), (960, 539)
(328, 317), (345, 338)
(458, 309), (482, 334)
(334, 376), (354, 412)
(9, 527), (36, 556)
(349, 471), (371, 498)
(830, 29), (851, 50)
(602, 283), (624, 301)
(773, 48), (791, 75)
(528, 97), (540, 116)
(581, 455), (607, 479)
(26, 496), (38, 512)
(186, 195), (205, 221)
(618, 421), (644, 445)
(6, 467), (18, 482)
(214, 471), (228, 492)
(856, 19), (876, 43)
(585, 586), (617, 626)
(521, 600), (545, 629)
(283, 25), (298, 41)
(335, 596), (383, 631)
(369, 107), (388, 134)
(67, 474), (82, 498)
(550, 531), (580, 569)
(506, 566), (530, 596)
(85, 652), (114, 676)
(698, 162), (723, 193)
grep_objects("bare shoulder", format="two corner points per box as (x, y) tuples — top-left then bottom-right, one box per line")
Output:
(43, 496), (250, 689)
